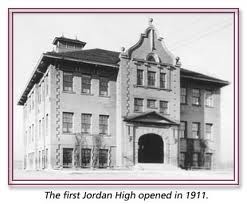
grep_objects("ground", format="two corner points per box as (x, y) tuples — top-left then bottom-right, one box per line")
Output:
(13, 165), (234, 181)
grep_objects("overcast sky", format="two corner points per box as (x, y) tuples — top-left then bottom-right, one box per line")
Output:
(13, 13), (234, 164)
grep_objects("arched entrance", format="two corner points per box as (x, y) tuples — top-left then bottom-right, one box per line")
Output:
(138, 134), (164, 163)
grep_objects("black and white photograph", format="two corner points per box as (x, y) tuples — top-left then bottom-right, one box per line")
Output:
(9, 8), (239, 185)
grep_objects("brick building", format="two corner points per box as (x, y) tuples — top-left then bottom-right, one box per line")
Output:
(18, 19), (228, 170)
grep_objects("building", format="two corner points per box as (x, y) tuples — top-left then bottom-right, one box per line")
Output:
(18, 19), (229, 170)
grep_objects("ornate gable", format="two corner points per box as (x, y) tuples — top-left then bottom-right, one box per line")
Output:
(121, 18), (175, 65)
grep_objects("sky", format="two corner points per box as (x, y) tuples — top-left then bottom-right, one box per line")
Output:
(13, 13), (234, 165)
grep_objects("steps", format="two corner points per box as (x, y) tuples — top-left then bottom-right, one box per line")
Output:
(133, 163), (181, 171)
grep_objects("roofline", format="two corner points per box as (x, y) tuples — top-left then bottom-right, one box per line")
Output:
(17, 54), (45, 105)
(123, 111), (179, 125)
(43, 53), (119, 68)
(181, 75), (229, 86)
(17, 54), (119, 105)
(52, 37), (86, 46)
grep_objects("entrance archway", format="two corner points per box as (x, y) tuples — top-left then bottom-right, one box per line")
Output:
(138, 134), (164, 163)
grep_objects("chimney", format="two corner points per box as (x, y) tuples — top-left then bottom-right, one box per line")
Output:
(52, 36), (86, 53)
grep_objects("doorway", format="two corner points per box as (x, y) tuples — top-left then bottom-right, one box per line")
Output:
(138, 134), (164, 163)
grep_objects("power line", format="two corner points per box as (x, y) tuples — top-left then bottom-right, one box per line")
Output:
(170, 21), (233, 50)
(167, 17), (232, 48)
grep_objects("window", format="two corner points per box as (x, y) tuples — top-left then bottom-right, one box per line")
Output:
(205, 153), (212, 169)
(147, 71), (156, 87)
(134, 98), (143, 112)
(81, 114), (91, 133)
(205, 90), (214, 107)
(31, 95), (34, 110)
(38, 120), (41, 139)
(160, 101), (169, 114)
(160, 73), (167, 89)
(137, 69), (144, 86)
(147, 55), (156, 62)
(42, 118), (45, 139)
(81, 148), (91, 167)
(99, 77), (108, 96)
(192, 122), (200, 139)
(181, 88), (187, 104)
(63, 72), (73, 92)
(38, 151), (41, 169)
(192, 153), (199, 167)
(206, 123), (213, 140)
(45, 148), (48, 169)
(147, 99), (156, 109)
(42, 150), (45, 169)
(99, 115), (109, 134)
(63, 148), (73, 168)
(81, 74), (91, 94)
(31, 124), (34, 142)
(28, 127), (31, 144)
(45, 114), (48, 136)
(62, 112), (73, 133)
(179, 153), (185, 168)
(37, 86), (41, 104)
(179, 121), (187, 138)
(45, 75), (49, 96)
(99, 149), (108, 168)
(42, 83), (45, 101)
(192, 89), (200, 105)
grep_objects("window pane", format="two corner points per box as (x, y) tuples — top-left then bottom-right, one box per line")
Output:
(99, 115), (109, 134)
(63, 112), (73, 133)
(206, 123), (213, 140)
(137, 69), (143, 86)
(160, 73), (167, 88)
(81, 75), (91, 94)
(99, 77), (108, 96)
(63, 148), (73, 168)
(180, 121), (186, 138)
(63, 72), (73, 91)
(191, 122), (200, 139)
(147, 99), (156, 109)
(192, 153), (199, 167)
(99, 149), (108, 168)
(205, 91), (213, 107)
(147, 71), (156, 86)
(181, 88), (187, 104)
(81, 148), (91, 167)
(160, 101), (168, 114)
(179, 153), (185, 167)
(192, 89), (200, 105)
(81, 114), (91, 133)
(134, 98), (143, 112)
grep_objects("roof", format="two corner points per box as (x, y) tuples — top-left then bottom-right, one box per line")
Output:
(17, 48), (229, 106)
(180, 68), (229, 86)
(45, 48), (120, 66)
(124, 111), (179, 126)
(53, 36), (86, 46)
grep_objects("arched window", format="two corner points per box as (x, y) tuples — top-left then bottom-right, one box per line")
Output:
(146, 53), (160, 63)
(147, 55), (156, 62)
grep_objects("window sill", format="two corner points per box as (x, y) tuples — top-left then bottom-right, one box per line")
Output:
(147, 107), (158, 110)
(134, 110), (143, 113)
(99, 95), (110, 98)
(205, 105), (214, 108)
(62, 91), (76, 94)
(99, 134), (111, 137)
(62, 132), (73, 135)
(134, 85), (171, 91)
(192, 104), (201, 107)
(81, 93), (94, 96)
